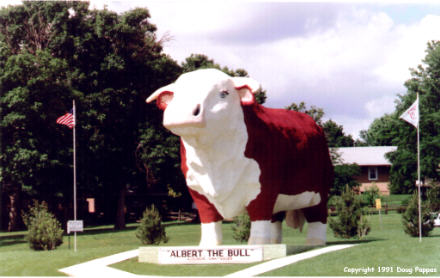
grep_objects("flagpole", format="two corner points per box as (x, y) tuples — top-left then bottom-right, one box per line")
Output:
(416, 93), (422, 243)
(73, 99), (77, 252)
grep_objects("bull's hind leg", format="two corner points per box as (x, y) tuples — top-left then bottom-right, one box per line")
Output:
(248, 213), (284, 244)
(302, 200), (328, 246)
(248, 221), (281, 244)
(305, 222), (326, 246)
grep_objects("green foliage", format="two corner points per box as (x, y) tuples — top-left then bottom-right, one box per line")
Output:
(322, 120), (355, 147)
(361, 184), (381, 207)
(329, 186), (370, 239)
(21, 200), (63, 250)
(286, 101), (325, 126)
(0, 2), (182, 229)
(232, 213), (250, 243)
(136, 205), (168, 245)
(362, 41), (440, 193)
(402, 193), (434, 237)
(359, 114), (398, 146)
(426, 183), (440, 212)
(331, 164), (361, 196)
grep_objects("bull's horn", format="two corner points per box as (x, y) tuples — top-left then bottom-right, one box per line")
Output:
(146, 83), (175, 103)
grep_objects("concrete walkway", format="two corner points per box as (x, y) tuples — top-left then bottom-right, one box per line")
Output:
(59, 249), (140, 277)
(225, 244), (354, 277)
(59, 244), (355, 277)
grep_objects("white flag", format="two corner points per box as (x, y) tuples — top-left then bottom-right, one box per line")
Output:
(399, 96), (419, 128)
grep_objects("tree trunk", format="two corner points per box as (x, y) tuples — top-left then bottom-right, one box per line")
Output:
(114, 185), (126, 230)
(8, 189), (20, 232)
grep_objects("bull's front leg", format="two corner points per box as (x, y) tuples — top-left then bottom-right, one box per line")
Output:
(188, 188), (224, 246)
(200, 221), (222, 246)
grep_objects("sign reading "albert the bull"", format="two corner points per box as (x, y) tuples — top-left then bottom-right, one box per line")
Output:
(158, 246), (263, 264)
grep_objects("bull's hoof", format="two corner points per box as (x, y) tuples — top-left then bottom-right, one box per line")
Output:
(248, 237), (275, 245)
(305, 238), (326, 246)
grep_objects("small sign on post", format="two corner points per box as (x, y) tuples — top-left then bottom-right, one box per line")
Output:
(67, 220), (84, 234)
(376, 198), (382, 229)
(375, 198), (381, 210)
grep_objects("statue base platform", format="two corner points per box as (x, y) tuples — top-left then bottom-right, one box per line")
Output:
(139, 244), (286, 265)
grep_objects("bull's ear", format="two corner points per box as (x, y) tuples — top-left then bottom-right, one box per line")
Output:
(233, 77), (261, 106)
(146, 84), (175, 110)
(156, 91), (174, 110)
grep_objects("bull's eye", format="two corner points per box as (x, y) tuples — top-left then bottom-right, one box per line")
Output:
(219, 90), (229, 99)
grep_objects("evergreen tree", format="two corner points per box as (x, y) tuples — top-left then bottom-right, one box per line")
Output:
(402, 193), (434, 237)
(136, 204), (168, 245)
(329, 186), (370, 239)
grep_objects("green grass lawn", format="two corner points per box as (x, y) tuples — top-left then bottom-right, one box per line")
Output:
(1, 212), (440, 276)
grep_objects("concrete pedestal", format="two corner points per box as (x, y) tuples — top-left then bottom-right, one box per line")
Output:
(139, 244), (286, 265)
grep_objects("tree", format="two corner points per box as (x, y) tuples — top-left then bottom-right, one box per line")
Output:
(329, 186), (370, 239)
(402, 193), (434, 237)
(322, 120), (355, 147)
(136, 204), (168, 245)
(0, 2), (181, 230)
(0, 49), (73, 230)
(385, 41), (440, 193)
(286, 101), (325, 126)
(427, 183), (440, 212)
(331, 164), (361, 196)
(359, 114), (398, 146)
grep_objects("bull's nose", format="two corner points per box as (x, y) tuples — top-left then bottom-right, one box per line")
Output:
(192, 104), (201, 116)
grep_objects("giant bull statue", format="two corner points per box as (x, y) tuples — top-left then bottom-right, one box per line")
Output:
(146, 69), (333, 246)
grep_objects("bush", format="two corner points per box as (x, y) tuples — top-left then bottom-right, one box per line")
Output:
(21, 200), (64, 251)
(136, 205), (168, 245)
(427, 184), (440, 212)
(329, 186), (371, 239)
(397, 206), (406, 214)
(232, 213), (251, 243)
(361, 184), (380, 207)
(402, 193), (434, 237)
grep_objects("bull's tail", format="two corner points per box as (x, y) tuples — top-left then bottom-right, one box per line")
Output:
(286, 209), (305, 232)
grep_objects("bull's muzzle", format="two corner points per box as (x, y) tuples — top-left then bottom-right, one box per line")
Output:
(163, 103), (206, 129)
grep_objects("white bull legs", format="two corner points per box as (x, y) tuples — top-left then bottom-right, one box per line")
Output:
(248, 220), (282, 245)
(306, 221), (327, 246)
(200, 221), (222, 246)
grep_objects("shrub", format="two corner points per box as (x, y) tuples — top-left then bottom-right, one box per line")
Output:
(361, 184), (380, 207)
(21, 200), (64, 251)
(232, 213), (251, 243)
(329, 186), (371, 239)
(397, 206), (406, 214)
(427, 184), (440, 212)
(136, 205), (168, 245)
(402, 193), (434, 237)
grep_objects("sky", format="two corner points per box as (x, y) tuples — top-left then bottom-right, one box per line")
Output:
(2, 1), (440, 139)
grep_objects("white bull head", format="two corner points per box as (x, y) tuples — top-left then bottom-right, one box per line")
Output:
(146, 69), (260, 137)
(146, 68), (262, 216)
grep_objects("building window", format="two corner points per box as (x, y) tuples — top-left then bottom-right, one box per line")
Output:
(368, 166), (378, 181)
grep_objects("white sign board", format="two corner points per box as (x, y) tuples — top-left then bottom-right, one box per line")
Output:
(157, 246), (263, 264)
(67, 220), (83, 234)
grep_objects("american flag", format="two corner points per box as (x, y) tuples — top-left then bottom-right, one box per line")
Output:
(56, 109), (75, 129)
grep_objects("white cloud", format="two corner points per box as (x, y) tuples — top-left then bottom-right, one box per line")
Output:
(146, 4), (440, 138)
(3, 1), (439, 139)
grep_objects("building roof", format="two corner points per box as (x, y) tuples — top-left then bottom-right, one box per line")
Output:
(333, 146), (398, 166)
